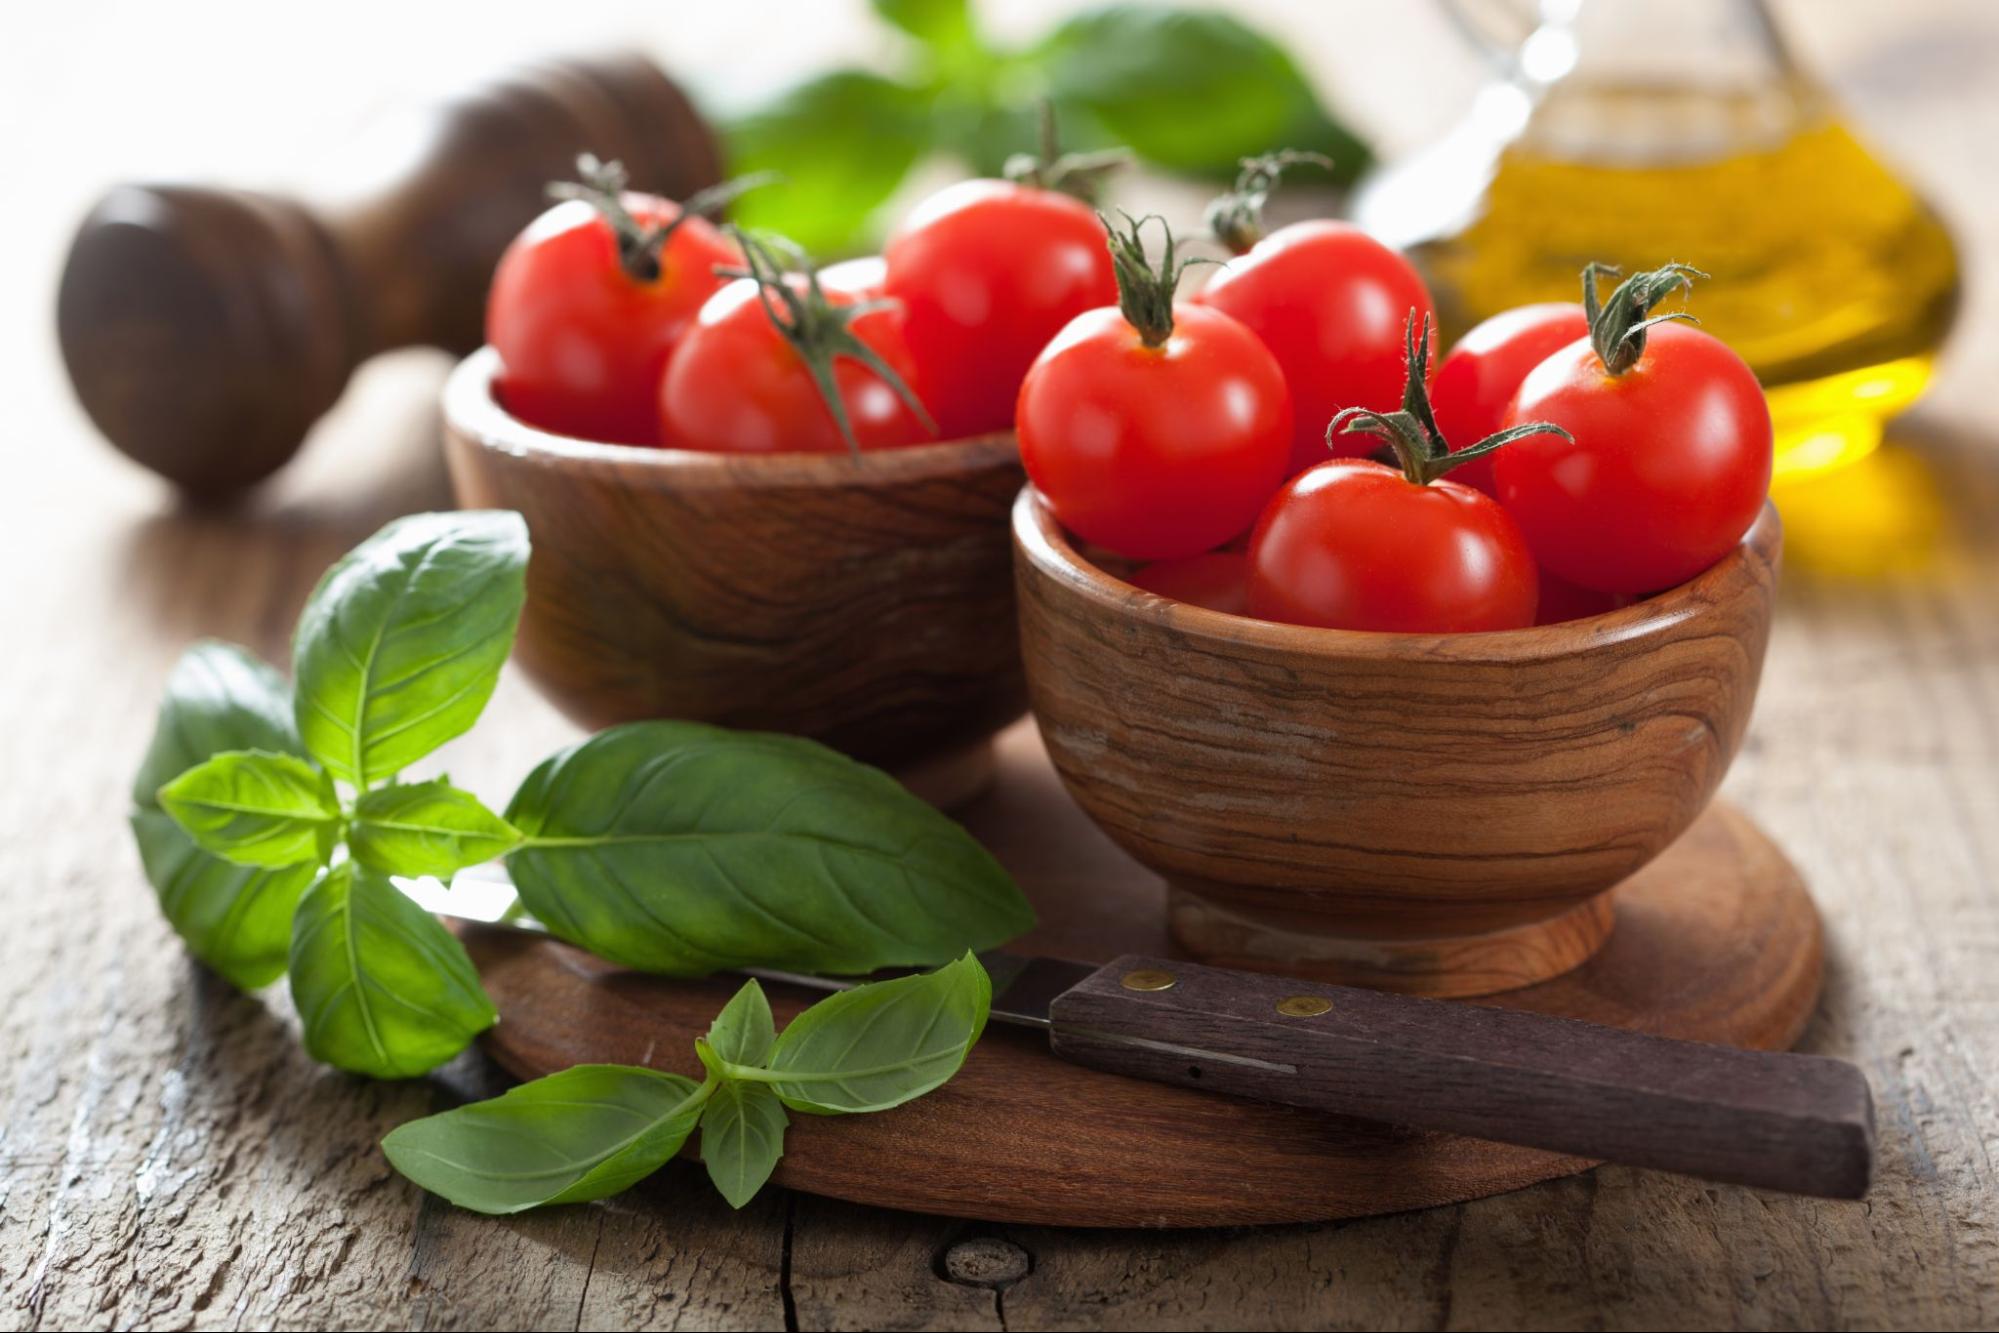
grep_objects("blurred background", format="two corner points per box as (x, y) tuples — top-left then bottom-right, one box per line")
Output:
(8, 0), (1997, 581)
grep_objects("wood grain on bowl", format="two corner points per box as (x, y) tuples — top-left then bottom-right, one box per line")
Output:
(444, 348), (1027, 776)
(1014, 489), (1782, 996)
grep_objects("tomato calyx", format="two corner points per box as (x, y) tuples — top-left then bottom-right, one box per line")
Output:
(1330, 313), (1571, 487)
(1002, 102), (1131, 204)
(547, 154), (773, 285)
(1582, 260), (1709, 375)
(720, 228), (936, 455)
(1101, 212), (1210, 348)
(1203, 149), (1334, 255)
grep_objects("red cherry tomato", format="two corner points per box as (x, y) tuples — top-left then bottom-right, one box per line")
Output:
(1196, 221), (1436, 475)
(883, 180), (1119, 440)
(1494, 321), (1772, 594)
(659, 276), (930, 454)
(1430, 303), (1590, 493)
(1129, 552), (1250, 616)
(1535, 569), (1635, 626)
(1018, 303), (1291, 561)
(1246, 459), (1539, 633)
(488, 197), (737, 447)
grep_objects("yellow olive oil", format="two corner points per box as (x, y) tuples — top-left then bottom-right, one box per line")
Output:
(1408, 87), (1961, 478)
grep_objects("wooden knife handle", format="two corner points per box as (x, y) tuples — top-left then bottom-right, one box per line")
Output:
(57, 52), (720, 496)
(1047, 954), (1874, 1198)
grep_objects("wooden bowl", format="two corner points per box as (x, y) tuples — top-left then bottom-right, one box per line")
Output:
(443, 348), (1027, 802)
(1014, 489), (1782, 997)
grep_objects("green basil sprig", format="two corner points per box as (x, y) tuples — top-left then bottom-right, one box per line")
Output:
(134, 513), (530, 1078)
(132, 511), (1032, 1094)
(383, 954), (989, 1213)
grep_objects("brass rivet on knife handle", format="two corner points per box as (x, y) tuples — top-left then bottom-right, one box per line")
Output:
(1276, 995), (1333, 1017)
(1121, 969), (1177, 992)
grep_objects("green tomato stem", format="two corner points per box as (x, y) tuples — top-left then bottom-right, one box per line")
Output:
(1582, 260), (1708, 376)
(1328, 313), (1572, 486)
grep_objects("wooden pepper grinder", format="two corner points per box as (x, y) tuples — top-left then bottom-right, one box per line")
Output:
(57, 53), (722, 496)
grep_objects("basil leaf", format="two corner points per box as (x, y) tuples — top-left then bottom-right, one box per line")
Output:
(350, 780), (520, 878)
(504, 722), (1033, 977)
(699, 1080), (788, 1210)
(759, 952), (990, 1115)
(130, 809), (315, 990)
(704, 979), (776, 1067)
(133, 640), (303, 808)
(158, 749), (342, 869)
(383, 1065), (709, 1214)
(1033, 7), (1370, 182)
(722, 71), (933, 255)
(292, 510), (528, 789)
(289, 863), (497, 1078)
(132, 641), (315, 988)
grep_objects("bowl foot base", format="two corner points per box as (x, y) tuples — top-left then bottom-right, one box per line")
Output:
(1166, 887), (1617, 998)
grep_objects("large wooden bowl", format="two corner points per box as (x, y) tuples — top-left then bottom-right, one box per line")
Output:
(1014, 489), (1782, 997)
(443, 348), (1027, 799)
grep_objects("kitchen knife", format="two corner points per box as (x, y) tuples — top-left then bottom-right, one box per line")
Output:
(404, 872), (1874, 1200)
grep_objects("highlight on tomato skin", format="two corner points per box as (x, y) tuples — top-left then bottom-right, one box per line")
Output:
(1430, 303), (1591, 495)
(883, 179), (1120, 441)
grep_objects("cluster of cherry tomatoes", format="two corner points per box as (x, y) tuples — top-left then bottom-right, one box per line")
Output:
(1017, 156), (1773, 634)
(486, 153), (1118, 455)
(486, 150), (1772, 637)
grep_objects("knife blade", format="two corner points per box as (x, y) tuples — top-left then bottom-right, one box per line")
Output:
(405, 870), (1875, 1200)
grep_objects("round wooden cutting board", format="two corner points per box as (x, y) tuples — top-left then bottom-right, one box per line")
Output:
(466, 722), (1823, 1228)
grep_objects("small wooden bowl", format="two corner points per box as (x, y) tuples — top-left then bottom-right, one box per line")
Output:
(443, 348), (1027, 802)
(1014, 490), (1782, 997)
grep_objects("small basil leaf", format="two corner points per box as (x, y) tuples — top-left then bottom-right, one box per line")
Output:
(705, 979), (777, 1068)
(699, 1080), (788, 1210)
(504, 722), (1034, 977)
(131, 809), (315, 990)
(350, 781), (521, 878)
(722, 71), (933, 255)
(293, 511), (528, 789)
(1033, 7), (1370, 182)
(383, 1065), (708, 1214)
(289, 863), (497, 1078)
(158, 750), (342, 869)
(761, 952), (990, 1115)
(133, 640), (303, 808)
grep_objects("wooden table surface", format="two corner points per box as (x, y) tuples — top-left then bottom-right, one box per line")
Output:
(5, 3), (1999, 1329)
